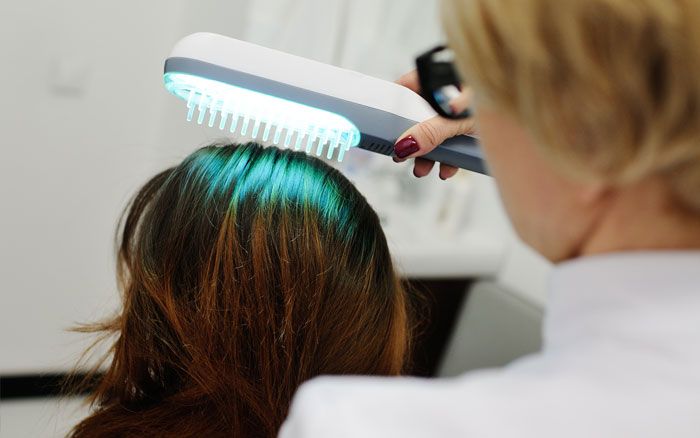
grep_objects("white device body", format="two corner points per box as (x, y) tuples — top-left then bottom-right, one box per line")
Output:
(165, 33), (485, 173)
(169, 33), (437, 123)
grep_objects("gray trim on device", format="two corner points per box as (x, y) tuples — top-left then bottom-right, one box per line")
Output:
(165, 57), (487, 175)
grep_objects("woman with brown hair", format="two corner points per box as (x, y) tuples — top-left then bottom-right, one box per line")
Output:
(69, 142), (409, 437)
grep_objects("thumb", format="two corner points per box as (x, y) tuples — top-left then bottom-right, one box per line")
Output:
(393, 116), (476, 160)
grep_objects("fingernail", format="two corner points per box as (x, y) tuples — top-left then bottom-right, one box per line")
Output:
(394, 135), (419, 159)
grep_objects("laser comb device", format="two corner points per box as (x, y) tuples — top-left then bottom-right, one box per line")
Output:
(164, 32), (485, 174)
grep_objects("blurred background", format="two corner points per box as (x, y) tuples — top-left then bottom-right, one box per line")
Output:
(0, 0), (550, 436)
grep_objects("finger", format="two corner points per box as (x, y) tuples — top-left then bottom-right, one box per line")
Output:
(448, 88), (473, 115)
(413, 157), (435, 178)
(393, 116), (476, 160)
(439, 163), (459, 180)
(395, 70), (421, 94)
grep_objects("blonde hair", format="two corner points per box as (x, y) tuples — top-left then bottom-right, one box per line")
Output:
(442, 0), (700, 212)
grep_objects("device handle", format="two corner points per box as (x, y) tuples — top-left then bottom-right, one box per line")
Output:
(422, 135), (487, 175)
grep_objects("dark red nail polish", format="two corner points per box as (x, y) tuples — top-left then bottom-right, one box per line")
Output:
(394, 135), (419, 159)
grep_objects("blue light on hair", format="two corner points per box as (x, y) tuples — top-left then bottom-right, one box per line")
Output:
(188, 144), (356, 235)
(164, 72), (362, 162)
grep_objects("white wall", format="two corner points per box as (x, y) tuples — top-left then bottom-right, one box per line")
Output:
(0, 0), (191, 374)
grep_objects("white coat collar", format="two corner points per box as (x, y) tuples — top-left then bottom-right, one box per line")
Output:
(544, 251), (700, 355)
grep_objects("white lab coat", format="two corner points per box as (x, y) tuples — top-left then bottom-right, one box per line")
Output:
(279, 251), (700, 437)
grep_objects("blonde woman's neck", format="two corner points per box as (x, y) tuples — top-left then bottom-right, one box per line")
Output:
(580, 176), (700, 256)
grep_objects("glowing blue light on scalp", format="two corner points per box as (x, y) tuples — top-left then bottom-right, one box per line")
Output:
(193, 145), (353, 230)
(164, 72), (362, 162)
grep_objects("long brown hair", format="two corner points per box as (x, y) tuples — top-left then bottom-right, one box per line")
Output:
(70, 143), (409, 437)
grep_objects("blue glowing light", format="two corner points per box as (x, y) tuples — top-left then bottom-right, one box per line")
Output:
(194, 144), (356, 231)
(164, 72), (361, 162)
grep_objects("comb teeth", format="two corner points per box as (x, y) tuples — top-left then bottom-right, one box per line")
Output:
(166, 71), (362, 163)
(185, 90), (356, 161)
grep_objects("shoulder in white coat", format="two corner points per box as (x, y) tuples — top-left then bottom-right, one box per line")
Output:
(279, 252), (700, 438)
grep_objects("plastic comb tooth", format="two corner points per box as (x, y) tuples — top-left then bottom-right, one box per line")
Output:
(294, 131), (304, 151)
(315, 129), (329, 156)
(208, 104), (218, 128)
(284, 128), (294, 148)
(327, 131), (341, 160)
(186, 88), (196, 106)
(337, 134), (353, 162)
(240, 115), (250, 136)
(272, 123), (283, 145)
(229, 113), (239, 133)
(305, 126), (318, 153)
(251, 118), (262, 139)
(262, 122), (272, 142)
(196, 94), (208, 125)
(219, 110), (229, 130)
(186, 89), (197, 122)
(187, 105), (196, 122)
